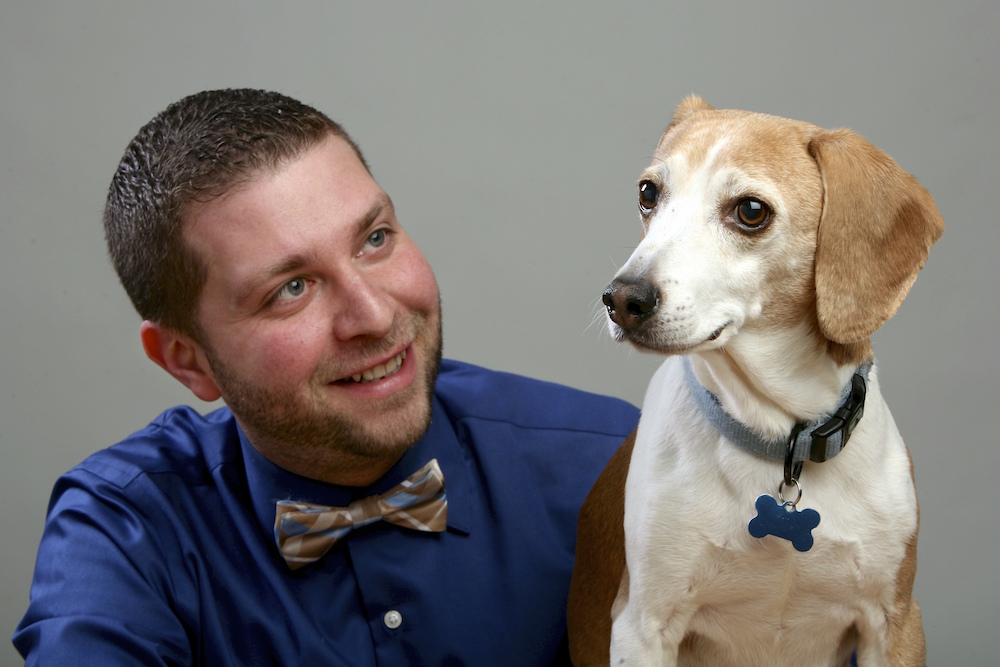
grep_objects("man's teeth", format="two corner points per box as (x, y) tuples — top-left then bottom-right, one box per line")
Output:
(349, 350), (407, 383)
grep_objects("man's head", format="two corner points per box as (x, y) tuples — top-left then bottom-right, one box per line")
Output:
(106, 90), (442, 486)
(104, 88), (365, 340)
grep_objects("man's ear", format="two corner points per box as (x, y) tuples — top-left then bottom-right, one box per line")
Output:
(140, 321), (222, 402)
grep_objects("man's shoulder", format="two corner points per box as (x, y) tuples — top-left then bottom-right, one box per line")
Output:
(435, 358), (639, 437)
(71, 405), (239, 491)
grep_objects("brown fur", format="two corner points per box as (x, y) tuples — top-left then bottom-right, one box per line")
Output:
(657, 94), (715, 146)
(809, 129), (945, 354)
(887, 449), (925, 665)
(567, 430), (633, 666)
(889, 531), (924, 665)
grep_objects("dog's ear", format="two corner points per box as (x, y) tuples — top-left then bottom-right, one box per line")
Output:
(809, 129), (944, 344)
(663, 95), (714, 135)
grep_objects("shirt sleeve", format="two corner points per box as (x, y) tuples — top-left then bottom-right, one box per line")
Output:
(13, 470), (194, 666)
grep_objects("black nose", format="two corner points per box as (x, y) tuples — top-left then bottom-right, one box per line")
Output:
(602, 278), (659, 330)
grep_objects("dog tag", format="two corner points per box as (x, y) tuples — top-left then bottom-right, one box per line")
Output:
(748, 494), (820, 552)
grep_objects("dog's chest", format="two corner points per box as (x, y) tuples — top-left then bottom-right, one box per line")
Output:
(682, 529), (869, 642)
(621, 359), (917, 658)
(626, 446), (904, 661)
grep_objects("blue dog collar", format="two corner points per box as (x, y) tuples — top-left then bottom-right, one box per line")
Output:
(683, 357), (871, 478)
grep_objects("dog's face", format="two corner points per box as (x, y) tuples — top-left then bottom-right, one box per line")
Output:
(603, 96), (943, 365)
(604, 101), (823, 354)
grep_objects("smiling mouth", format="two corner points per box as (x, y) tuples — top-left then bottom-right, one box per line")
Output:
(338, 350), (407, 384)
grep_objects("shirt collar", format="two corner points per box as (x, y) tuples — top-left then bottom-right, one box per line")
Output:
(241, 396), (473, 545)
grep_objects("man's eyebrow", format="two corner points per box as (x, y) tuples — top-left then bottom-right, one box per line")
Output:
(234, 194), (395, 308)
(356, 193), (393, 238)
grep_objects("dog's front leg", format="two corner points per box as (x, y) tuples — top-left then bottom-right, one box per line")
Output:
(609, 596), (694, 666)
(854, 596), (925, 667)
(853, 613), (893, 667)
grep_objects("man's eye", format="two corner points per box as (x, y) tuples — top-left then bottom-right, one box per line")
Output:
(366, 230), (387, 248)
(274, 278), (307, 301)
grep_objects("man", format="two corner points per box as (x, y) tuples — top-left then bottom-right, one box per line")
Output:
(14, 89), (639, 665)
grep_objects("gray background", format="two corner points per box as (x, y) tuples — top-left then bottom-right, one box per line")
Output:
(2, 1), (997, 664)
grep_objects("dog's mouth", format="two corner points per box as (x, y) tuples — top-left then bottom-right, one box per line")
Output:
(706, 323), (727, 342)
(616, 321), (732, 355)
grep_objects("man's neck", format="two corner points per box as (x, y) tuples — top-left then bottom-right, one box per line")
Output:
(240, 427), (409, 488)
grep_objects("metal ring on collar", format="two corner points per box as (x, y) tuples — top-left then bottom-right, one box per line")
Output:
(777, 478), (803, 507)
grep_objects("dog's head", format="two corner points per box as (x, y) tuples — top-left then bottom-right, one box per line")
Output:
(603, 96), (943, 366)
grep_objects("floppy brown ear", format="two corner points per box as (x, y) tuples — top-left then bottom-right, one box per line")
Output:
(809, 129), (944, 345)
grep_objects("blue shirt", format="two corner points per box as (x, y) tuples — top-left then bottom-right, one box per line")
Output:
(14, 360), (639, 666)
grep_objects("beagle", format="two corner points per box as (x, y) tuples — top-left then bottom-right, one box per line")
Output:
(568, 96), (942, 666)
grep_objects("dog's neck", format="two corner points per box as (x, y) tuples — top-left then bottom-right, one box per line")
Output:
(688, 323), (868, 443)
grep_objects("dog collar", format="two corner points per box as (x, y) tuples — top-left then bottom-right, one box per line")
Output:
(683, 357), (871, 480)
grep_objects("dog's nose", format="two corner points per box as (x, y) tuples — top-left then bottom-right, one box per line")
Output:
(602, 279), (659, 329)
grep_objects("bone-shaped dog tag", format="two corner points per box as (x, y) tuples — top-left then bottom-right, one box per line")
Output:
(748, 494), (820, 552)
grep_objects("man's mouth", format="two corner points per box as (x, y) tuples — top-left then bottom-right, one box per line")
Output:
(339, 350), (407, 384)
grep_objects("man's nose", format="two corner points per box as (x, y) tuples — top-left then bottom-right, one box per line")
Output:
(329, 270), (395, 341)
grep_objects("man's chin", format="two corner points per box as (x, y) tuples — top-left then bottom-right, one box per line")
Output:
(332, 388), (435, 457)
(211, 314), (443, 481)
(232, 344), (440, 480)
(233, 401), (431, 483)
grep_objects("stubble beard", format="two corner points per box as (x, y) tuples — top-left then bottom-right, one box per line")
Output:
(203, 313), (443, 482)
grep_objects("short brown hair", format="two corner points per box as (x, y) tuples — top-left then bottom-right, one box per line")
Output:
(103, 88), (364, 339)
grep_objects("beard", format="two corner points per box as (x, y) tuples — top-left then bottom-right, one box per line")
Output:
(202, 312), (443, 481)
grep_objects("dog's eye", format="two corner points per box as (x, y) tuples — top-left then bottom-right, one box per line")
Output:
(638, 180), (659, 213)
(735, 198), (770, 229)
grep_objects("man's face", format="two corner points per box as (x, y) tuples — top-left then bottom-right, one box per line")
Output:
(183, 134), (442, 482)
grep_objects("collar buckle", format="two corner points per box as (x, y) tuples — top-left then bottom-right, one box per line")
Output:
(806, 372), (867, 463)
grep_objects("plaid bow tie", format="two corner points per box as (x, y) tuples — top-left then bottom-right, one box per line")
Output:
(274, 459), (448, 570)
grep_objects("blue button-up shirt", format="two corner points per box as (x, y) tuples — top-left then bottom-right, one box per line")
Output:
(15, 360), (639, 666)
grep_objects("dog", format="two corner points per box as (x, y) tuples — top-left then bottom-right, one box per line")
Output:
(567, 96), (942, 666)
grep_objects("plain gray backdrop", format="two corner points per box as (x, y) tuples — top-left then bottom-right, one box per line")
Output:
(2, 1), (998, 664)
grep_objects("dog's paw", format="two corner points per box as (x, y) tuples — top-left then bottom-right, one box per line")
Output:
(748, 494), (820, 552)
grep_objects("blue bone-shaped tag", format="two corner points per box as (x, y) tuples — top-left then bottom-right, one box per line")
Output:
(748, 494), (820, 552)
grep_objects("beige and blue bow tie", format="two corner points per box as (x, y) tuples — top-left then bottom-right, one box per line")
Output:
(274, 459), (448, 570)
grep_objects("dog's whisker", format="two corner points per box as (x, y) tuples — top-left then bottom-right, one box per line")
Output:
(583, 300), (611, 337)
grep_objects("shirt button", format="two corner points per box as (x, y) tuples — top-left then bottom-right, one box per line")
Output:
(383, 610), (403, 629)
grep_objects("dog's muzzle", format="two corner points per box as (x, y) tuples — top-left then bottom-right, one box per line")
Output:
(602, 278), (659, 330)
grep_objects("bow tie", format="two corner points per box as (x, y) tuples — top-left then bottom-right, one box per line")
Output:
(274, 459), (448, 570)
